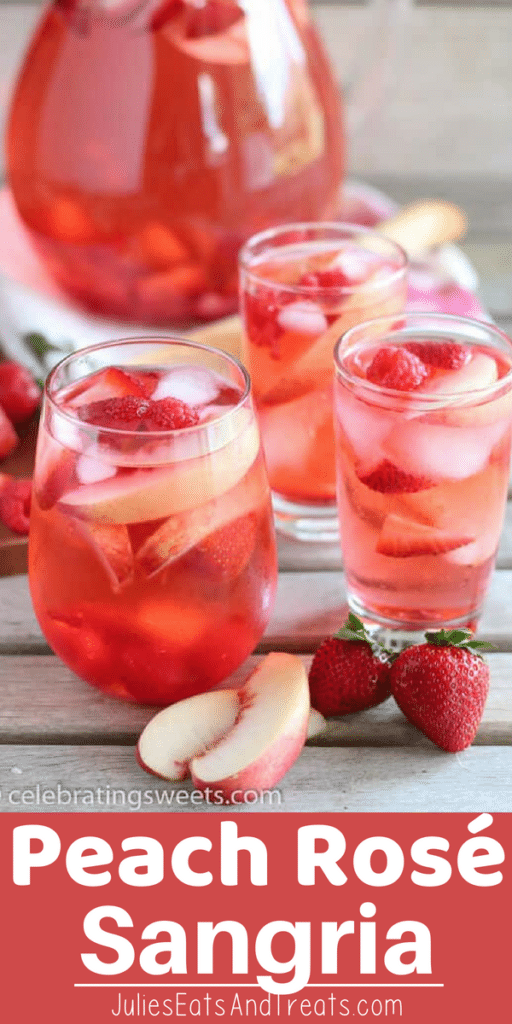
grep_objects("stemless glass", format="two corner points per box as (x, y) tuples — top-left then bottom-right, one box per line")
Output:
(333, 313), (512, 639)
(239, 223), (407, 541)
(29, 338), (277, 704)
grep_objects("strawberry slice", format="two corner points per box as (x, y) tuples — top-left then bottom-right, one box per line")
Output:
(405, 340), (471, 370)
(197, 512), (258, 579)
(135, 506), (215, 577)
(185, 0), (243, 38)
(37, 444), (76, 510)
(0, 361), (41, 424)
(376, 513), (474, 558)
(357, 459), (434, 494)
(73, 520), (134, 592)
(366, 346), (429, 390)
(64, 367), (149, 409)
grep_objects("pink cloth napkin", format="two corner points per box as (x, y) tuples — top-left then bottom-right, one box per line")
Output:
(338, 183), (487, 321)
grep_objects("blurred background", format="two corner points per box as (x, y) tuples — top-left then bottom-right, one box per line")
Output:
(0, 0), (510, 327)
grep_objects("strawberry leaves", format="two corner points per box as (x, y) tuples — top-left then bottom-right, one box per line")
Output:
(424, 628), (495, 658)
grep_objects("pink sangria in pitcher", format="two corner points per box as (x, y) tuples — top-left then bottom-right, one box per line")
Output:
(7, 0), (344, 324)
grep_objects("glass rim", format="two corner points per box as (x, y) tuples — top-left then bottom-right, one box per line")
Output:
(238, 221), (408, 297)
(44, 335), (251, 437)
(333, 312), (512, 404)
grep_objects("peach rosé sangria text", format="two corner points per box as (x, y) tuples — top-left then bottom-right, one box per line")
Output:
(334, 314), (512, 634)
(29, 339), (277, 704)
(240, 224), (407, 541)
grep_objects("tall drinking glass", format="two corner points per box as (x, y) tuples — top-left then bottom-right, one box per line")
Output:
(30, 338), (277, 704)
(334, 313), (512, 639)
(240, 223), (407, 541)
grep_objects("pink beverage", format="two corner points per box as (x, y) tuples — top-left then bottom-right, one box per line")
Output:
(334, 314), (512, 634)
(29, 339), (277, 704)
(7, 0), (344, 324)
(240, 224), (407, 541)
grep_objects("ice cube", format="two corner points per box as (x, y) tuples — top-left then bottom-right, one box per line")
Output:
(50, 410), (82, 451)
(277, 301), (328, 335)
(445, 533), (498, 567)
(152, 366), (222, 406)
(76, 453), (117, 485)
(260, 389), (334, 483)
(329, 247), (381, 282)
(385, 420), (505, 481)
(336, 391), (393, 470)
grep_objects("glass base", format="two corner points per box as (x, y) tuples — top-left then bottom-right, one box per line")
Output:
(347, 593), (481, 651)
(272, 493), (339, 543)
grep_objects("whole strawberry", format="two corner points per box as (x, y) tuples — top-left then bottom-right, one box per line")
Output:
(390, 629), (492, 752)
(308, 613), (392, 716)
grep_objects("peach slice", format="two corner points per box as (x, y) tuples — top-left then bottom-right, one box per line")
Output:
(137, 690), (240, 782)
(136, 654), (310, 799)
(59, 416), (260, 524)
(191, 653), (309, 799)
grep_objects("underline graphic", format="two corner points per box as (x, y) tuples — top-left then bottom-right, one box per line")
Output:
(75, 983), (444, 989)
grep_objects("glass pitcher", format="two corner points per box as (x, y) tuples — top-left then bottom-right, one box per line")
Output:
(6, 0), (404, 325)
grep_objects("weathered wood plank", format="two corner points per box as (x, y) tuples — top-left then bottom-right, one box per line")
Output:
(0, 652), (510, 746)
(1, 569), (512, 654)
(0, 745), (509, 812)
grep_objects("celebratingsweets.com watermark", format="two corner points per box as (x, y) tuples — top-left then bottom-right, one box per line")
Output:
(1, 780), (282, 809)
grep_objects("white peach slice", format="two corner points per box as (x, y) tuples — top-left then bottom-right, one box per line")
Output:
(59, 419), (260, 524)
(191, 653), (310, 800)
(137, 690), (240, 782)
(307, 707), (326, 739)
(425, 352), (498, 397)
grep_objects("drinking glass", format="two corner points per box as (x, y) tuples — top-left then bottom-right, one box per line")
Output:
(29, 338), (277, 704)
(239, 222), (407, 541)
(333, 313), (512, 638)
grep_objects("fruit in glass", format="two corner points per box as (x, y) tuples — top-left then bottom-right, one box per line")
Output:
(29, 338), (277, 704)
(333, 313), (512, 632)
(7, 0), (343, 324)
(239, 224), (407, 539)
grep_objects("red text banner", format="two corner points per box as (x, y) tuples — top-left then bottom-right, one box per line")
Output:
(2, 813), (509, 1023)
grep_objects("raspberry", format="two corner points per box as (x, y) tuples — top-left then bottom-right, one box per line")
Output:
(243, 286), (286, 358)
(142, 398), (200, 431)
(366, 346), (429, 390)
(79, 396), (151, 430)
(405, 340), (471, 370)
(0, 477), (32, 534)
(299, 267), (350, 290)
(0, 361), (41, 424)
(79, 395), (199, 432)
